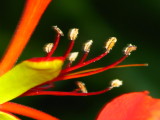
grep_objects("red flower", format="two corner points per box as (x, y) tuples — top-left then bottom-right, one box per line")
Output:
(0, 0), (147, 119)
(97, 91), (160, 120)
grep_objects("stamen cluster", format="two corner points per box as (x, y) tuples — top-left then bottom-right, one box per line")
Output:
(24, 26), (141, 97)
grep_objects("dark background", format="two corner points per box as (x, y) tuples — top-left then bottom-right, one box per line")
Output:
(0, 0), (159, 119)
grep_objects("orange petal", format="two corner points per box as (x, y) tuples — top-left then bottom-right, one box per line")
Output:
(0, 102), (59, 120)
(97, 91), (160, 120)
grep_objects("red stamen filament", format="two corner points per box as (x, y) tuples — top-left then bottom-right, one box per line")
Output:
(65, 61), (73, 68)
(63, 40), (75, 60)
(55, 55), (127, 81)
(77, 40), (92, 64)
(62, 51), (108, 73)
(0, 102), (59, 120)
(22, 87), (111, 97)
(32, 83), (54, 91)
(46, 33), (61, 57)
(78, 52), (89, 64)
(68, 63), (148, 75)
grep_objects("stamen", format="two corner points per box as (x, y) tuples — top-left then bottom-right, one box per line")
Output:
(62, 52), (108, 73)
(55, 55), (127, 81)
(43, 43), (54, 53)
(53, 25), (64, 36)
(68, 28), (79, 41)
(68, 52), (79, 62)
(110, 79), (123, 89)
(113, 63), (148, 68)
(105, 37), (117, 52)
(22, 88), (111, 96)
(63, 28), (79, 59)
(78, 40), (93, 64)
(78, 52), (89, 64)
(61, 37), (117, 73)
(22, 80), (121, 97)
(46, 26), (63, 57)
(76, 81), (88, 93)
(124, 44), (137, 55)
(67, 63), (148, 75)
(84, 40), (93, 52)
(66, 52), (79, 68)
(18, 24), (145, 99)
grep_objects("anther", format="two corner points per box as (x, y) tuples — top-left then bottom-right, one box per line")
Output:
(52, 26), (64, 36)
(68, 28), (79, 40)
(76, 81), (88, 93)
(68, 52), (79, 62)
(84, 40), (93, 52)
(43, 43), (54, 53)
(105, 37), (117, 52)
(124, 44), (137, 55)
(110, 79), (123, 89)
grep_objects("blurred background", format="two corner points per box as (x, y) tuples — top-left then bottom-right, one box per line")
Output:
(0, 0), (159, 119)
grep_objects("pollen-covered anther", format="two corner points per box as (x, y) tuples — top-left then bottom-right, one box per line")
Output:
(124, 44), (137, 55)
(43, 43), (54, 53)
(105, 37), (117, 52)
(110, 79), (123, 88)
(52, 26), (64, 36)
(76, 81), (88, 93)
(84, 40), (93, 52)
(68, 28), (79, 40)
(68, 52), (79, 62)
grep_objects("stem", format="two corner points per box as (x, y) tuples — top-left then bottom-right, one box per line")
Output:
(0, 0), (52, 76)
(0, 102), (59, 120)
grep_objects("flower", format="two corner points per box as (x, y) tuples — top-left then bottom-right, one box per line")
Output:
(97, 91), (160, 120)
(0, 0), (147, 119)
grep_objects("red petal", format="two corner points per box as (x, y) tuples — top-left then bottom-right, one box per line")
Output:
(97, 91), (160, 120)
